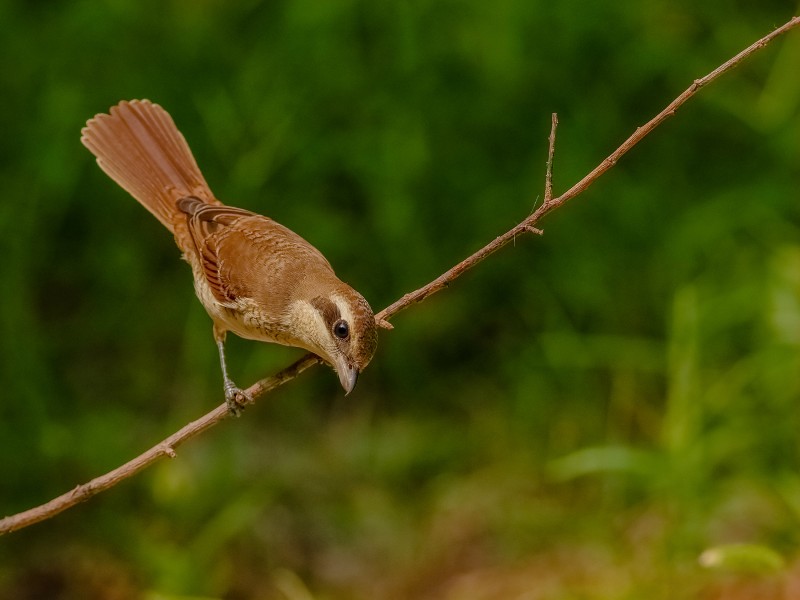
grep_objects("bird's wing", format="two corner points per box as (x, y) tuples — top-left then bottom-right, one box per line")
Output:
(178, 197), (257, 305)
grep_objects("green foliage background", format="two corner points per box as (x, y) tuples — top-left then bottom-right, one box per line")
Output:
(1, 1), (799, 598)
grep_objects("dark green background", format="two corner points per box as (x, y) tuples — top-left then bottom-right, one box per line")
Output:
(1, 1), (799, 598)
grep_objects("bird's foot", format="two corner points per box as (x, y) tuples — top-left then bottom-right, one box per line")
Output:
(224, 380), (252, 417)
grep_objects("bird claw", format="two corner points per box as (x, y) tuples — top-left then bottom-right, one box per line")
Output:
(224, 381), (251, 417)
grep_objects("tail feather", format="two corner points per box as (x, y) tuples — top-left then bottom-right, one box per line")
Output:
(81, 99), (217, 232)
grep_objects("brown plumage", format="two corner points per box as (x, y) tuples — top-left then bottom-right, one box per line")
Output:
(81, 99), (378, 408)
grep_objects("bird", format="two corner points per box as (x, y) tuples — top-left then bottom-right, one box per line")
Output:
(81, 99), (378, 412)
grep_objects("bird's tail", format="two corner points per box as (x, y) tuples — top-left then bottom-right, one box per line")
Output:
(81, 99), (218, 232)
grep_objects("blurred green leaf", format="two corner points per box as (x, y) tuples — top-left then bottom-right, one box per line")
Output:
(549, 445), (658, 480)
(699, 543), (786, 575)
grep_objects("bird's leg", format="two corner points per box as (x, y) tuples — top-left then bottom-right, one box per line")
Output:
(214, 326), (251, 416)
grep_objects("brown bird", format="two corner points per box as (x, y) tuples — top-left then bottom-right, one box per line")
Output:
(81, 99), (378, 411)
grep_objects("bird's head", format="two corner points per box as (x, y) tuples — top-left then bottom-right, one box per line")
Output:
(291, 286), (378, 394)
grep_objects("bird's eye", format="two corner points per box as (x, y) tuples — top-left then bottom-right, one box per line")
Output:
(333, 320), (350, 340)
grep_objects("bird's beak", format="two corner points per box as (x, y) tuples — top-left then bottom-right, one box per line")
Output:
(335, 359), (359, 395)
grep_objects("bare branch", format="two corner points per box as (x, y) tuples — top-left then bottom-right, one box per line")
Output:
(544, 112), (558, 206)
(378, 15), (799, 320)
(0, 354), (321, 534)
(544, 15), (800, 215)
(2, 15), (797, 536)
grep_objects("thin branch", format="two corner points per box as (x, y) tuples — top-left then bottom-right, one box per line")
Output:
(377, 15), (799, 321)
(2, 15), (797, 536)
(0, 354), (322, 534)
(543, 113), (558, 205)
(544, 14), (800, 215)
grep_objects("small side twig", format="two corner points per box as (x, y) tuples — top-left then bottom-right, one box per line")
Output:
(1, 15), (797, 536)
(543, 112), (558, 206)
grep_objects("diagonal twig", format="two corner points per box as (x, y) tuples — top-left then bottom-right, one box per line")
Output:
(1, 15), (797, 536)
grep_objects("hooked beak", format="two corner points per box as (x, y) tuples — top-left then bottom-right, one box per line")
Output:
(334, 359), (359, 395)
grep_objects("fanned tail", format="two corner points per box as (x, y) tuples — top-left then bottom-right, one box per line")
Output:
(81, 99), (218, 232)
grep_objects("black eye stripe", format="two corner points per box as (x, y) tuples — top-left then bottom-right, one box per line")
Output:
(310, 296), (341, 328)
(310, 297), (351, 341)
